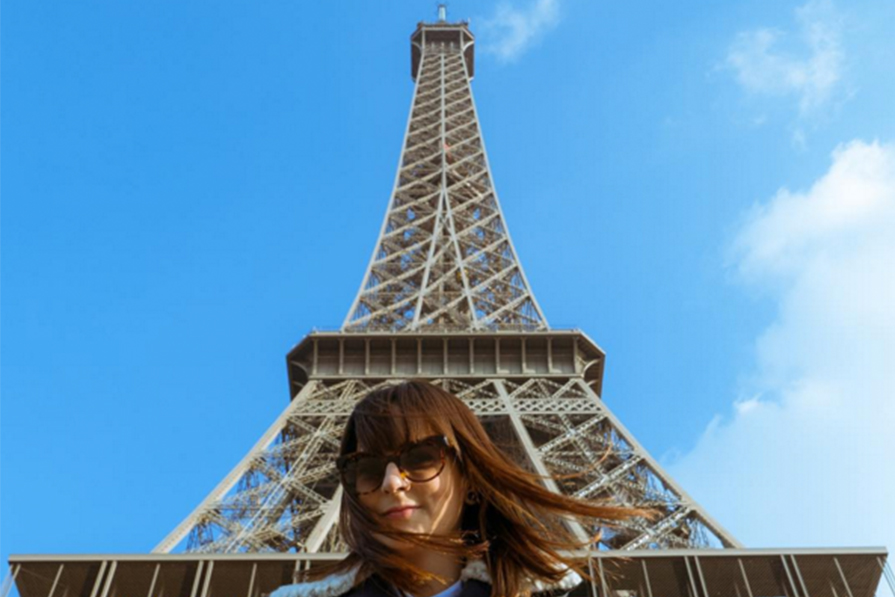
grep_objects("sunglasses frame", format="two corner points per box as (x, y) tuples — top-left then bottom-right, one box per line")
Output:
(336, 435), (452, 496)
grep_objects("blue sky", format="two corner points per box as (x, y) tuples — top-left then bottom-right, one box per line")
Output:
(3, 0), (894, 567)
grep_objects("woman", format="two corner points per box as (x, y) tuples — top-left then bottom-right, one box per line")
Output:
(271, 381), (633, 597)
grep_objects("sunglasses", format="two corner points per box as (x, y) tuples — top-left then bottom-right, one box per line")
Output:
(336, 435), (452, 495)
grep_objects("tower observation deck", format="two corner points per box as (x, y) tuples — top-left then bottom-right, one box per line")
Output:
(410, 20), (475, 81)
(5, 12), (889, 597)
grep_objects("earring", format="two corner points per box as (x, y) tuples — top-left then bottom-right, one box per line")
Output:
(465, 489), (481, 505)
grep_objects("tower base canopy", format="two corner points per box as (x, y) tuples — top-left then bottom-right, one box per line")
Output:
(6, 548), (889, 597)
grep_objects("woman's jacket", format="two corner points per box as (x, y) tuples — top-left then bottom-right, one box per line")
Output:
(269, 559), (582, 597)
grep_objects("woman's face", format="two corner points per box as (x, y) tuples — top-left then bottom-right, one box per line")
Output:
(356, 438), (467, 550)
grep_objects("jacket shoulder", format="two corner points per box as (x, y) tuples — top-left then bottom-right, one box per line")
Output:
(268, 568), (360, 597)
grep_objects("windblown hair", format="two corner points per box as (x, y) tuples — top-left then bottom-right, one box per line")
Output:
(312, 381), (636, 597)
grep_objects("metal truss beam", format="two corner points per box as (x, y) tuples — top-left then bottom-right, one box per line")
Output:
(160, 372), (740, 553)
(344, 36), (547, 332)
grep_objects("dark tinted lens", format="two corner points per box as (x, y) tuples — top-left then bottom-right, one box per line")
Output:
(353, 456), (388, 494)
(399, 443), (443, 481)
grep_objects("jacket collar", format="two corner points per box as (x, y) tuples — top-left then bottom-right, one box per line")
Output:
(269, 560), (583, 597)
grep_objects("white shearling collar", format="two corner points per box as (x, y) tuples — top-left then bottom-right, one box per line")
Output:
(270, 566), (359, 597)
(269, 560), (582, 597)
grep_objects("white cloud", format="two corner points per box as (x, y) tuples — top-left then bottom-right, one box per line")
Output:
(478, 0), (560, 63)
(670, 140), (895, 549)
(726, 0), (845, 118)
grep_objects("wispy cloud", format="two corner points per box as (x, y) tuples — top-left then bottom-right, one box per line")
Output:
(478, 0), (560, 63)
(670, 140), (895, 548)
(725, 0), (846, 135)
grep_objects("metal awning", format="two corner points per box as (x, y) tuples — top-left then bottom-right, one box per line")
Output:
(4, 547), (890, 597)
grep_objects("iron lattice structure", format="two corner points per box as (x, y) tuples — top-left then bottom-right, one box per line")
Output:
(343, 27), (545, 333)
(154, 20), (740, 556)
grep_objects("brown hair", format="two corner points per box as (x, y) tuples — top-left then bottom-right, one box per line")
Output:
(314, 380), (636, 597)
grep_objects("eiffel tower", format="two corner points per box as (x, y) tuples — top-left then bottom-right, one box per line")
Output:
(6, 11), (890, 597)
(153, 12), (738, 556)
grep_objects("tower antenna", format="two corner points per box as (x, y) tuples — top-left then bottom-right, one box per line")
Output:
(437, 3), (447, 22)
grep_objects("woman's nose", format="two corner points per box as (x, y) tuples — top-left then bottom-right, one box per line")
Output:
(380, 462), (409, 493)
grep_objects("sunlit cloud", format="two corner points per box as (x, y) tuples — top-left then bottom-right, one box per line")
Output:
(478, 0), (560, 63)
(671, 140), (895, 549)
(726, 0), (846, 120)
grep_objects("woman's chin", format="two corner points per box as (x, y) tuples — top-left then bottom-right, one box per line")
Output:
(375, 533), (416, 552)
(374, 523), (428, 549)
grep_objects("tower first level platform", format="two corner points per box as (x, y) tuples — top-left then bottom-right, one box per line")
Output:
(287, 330), (606, 396)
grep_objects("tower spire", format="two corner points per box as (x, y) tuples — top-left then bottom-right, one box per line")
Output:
(343, 20), (546, 332)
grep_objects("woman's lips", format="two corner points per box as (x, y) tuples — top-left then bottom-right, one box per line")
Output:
(382, 506), (419, 520)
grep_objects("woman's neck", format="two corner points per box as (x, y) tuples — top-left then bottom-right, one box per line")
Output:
(404, 551), (462, 597)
